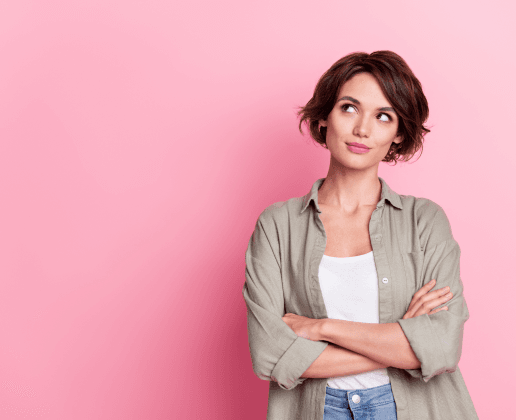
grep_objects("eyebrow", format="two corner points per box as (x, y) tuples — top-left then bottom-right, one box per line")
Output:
(337, 96), (396, 113)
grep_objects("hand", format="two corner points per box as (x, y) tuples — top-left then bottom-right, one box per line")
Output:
(402, 279), (453, 319)
(282, 313), (322, 341)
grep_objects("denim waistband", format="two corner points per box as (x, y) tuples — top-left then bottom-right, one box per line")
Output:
(325, 383), (394, 409)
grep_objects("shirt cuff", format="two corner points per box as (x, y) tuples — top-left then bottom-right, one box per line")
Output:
(270, 336), (328, 390)
(397, 314), (447, 383)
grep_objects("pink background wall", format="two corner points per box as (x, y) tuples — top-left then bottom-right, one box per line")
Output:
(0, 1), (513, 418)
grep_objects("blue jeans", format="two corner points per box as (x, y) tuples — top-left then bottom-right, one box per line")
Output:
(323, 383), (397, 420)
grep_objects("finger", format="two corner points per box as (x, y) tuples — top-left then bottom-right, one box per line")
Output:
(418, 287), (452, 306)
(407, 279), (437, 310)
(421, 290), (453, 310)
(409, 279), (436, 308)
(411, 287), (451, 314)
(413, 279), (437, 299)
(429, 306), (448, 315)
(415, 292), (453, 317)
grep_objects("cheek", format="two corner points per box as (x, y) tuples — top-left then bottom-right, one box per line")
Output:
(375, 126), (397, 142)
(327, 117), (351, 136)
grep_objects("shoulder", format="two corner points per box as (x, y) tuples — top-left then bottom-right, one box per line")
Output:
(248, 198), (300, 258)
(256, 196), (303, 227)
(400, 194), (455, 250)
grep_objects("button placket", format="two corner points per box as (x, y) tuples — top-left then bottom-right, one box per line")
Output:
(307, 223), (328, 320)
(369, 205), (394, 324)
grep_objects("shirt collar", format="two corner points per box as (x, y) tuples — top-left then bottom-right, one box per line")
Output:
(300, 176), (403, 214)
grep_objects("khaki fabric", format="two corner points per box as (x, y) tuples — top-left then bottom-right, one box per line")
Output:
(243, 177), (478, 420)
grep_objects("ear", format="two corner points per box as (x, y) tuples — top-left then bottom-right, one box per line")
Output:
(393, 133), (403, 145)
(319, 119), (327, 128)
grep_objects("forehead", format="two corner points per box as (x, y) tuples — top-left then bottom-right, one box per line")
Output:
(337, 73), (389, 103)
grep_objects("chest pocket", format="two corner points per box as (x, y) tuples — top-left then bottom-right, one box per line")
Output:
(401, 250), (425, 291)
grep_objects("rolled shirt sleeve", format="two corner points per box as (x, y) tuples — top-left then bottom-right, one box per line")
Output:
(242, 212), (328, 390)
(398, 229), (470, 382)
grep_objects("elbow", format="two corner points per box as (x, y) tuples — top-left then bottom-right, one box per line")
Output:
(250, 352), (305, 391)
(252, 365), (302, 390)
(249, 353), (272, 382)
(255, 370), (272, 382)
(397, 312), (466, 379)
(247, 330), (328, 390)
(418, 355), (461, 382)
(401, 342), (461, 381)
(249, 354), (284, 386)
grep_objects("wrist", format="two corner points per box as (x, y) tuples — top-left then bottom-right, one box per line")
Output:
(318, 318), (331, 341)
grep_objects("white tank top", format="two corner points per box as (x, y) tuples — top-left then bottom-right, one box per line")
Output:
(318, 251), (391, 390)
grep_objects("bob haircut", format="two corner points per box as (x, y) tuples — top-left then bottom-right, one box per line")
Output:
(297, 50), (430, 164)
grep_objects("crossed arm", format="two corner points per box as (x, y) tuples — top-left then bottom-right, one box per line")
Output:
(300, 321), (418, 379)
(293, 279), (454, 379)
(302, 343), (388, 379)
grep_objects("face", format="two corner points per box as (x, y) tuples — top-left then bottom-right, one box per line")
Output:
(319, 72), (403, 170)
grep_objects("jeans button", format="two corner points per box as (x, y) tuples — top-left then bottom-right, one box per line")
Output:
(352, 394), (361, 404)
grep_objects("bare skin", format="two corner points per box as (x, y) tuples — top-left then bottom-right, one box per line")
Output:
(281, 72), (452, 378)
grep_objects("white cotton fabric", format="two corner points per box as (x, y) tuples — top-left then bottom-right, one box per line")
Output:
(318, 251), (391, 390)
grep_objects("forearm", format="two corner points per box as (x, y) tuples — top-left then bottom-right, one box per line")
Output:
(320, 319), (421, 370)
(301, 343), (388, 379)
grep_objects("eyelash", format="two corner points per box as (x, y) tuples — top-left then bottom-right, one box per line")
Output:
(341, 104), (392, 122)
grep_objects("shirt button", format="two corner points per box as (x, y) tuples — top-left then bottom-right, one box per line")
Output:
(352, 394), (361, 404)
(382, 277), (389, 284)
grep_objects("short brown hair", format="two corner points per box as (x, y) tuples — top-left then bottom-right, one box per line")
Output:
(297, 51), (430, 164)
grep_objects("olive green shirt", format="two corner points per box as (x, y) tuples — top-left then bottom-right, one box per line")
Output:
(242, 177), (478, 420)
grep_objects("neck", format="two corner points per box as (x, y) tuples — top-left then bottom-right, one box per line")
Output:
(319, 165), (382, 211)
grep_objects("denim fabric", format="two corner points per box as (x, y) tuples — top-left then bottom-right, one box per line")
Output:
(323, 384), (397, 420)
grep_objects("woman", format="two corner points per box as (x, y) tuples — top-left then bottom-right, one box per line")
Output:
(242, 51), (478, 420)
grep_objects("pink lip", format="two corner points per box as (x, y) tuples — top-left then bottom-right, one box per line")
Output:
(347, 142), (370, 154)
(348, 142), (369, 148)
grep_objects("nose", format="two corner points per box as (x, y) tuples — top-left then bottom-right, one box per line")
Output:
(353, 114), (371, 138)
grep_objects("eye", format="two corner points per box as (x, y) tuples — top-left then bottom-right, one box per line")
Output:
(341, 104), (356, 114)
(378, 113), (392, 122)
